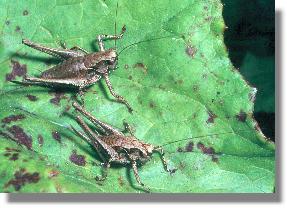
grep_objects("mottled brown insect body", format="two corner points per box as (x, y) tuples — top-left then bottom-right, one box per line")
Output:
(19, 26), (132, 112)
(71, 102), (174, 191)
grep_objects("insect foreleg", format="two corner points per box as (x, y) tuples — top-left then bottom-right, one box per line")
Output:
(103, 74), (133, 112)
(95, 160), (111, 181)
(153, 147), (176, 174)
(97, 25), (126, 51)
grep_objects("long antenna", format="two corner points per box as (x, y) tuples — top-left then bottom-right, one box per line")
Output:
(114, 1), (119, 49)
(160, 131), (236, 147)
(118, 34), (179, 56)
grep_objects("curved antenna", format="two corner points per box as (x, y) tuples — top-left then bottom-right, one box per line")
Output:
(160, 130), (254, 147)
(118, 34), (181, 56)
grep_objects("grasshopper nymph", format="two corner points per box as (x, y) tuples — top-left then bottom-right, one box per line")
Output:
(18, 25), (132, 112)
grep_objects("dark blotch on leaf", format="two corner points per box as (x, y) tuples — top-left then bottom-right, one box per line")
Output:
(177, 147), (184, 152)
(52, 131), (61, 143)
(206, 110), (217, 124)
(23, 10), (29, 16)
(4, 153), (11, 157)
(26, 94), (38, 101)
(7, 125), (32, 150)
(149, 101), (155, 108)
(236, 110), (247, 122)
(176, 79), (183, 85)
(9, 153), (19, 161)
(185, 142), (194, 152)
(69, 150), (86, 166)
(15, 26), (22, 34)
(1, 114), (25, 125)
(6, 60), (27, 81)
(5, 169), (40, 191)
(5, 20), (10, 25)
(133, 62), (148, 74)
(185, 45), (197, 58)
(128, 75), (133, 80)
(197, 142), (218, 162)
(49, 90), (67, 106)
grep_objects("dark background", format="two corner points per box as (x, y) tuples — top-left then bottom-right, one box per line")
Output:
(222, 0), (275, 141)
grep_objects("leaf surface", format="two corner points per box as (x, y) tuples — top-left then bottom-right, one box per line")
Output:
(0, 0), (275, 193)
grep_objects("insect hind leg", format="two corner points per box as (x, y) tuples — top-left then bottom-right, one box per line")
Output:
(22, 39), (86, 60)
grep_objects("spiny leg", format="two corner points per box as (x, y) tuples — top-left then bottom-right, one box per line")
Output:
(22, 39), (85, 59)
(57, 39), (89, 55)
(74, 115), (119, 159)
(70, 46), (89, 54)
(154, 147), (177, 173)
(72, 102), (124, 136)
(97, 25), (126, 51)
(103, 74), (133, 113)
(70, 125), (106, 163)
(95, 160), (111, 181)
(123, 150), (149, 191)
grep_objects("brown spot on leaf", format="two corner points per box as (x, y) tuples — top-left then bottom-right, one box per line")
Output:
(133, 62), (148, 74)
(236, 110), (247, 122)
(185, 45), (197, 58)
(15, 26), (22, 34)
(26, 94), (38, 101)
(5, 147), (21, 152)
(124, 64), (129, 69)
(178, 161), (186, 170)
(192, 85), (199, 92)
(37, 134), (44, 147)
(9, 153), (19, 161)
(5, 169), (40, 191)
(5, 20), (10, 25)
(1, 114), (25, 126)
(128, 75), (132, 80)
(205, 16), (212, 21)
(7, 125), (32, 150)
(185, 141), (194, 152)
(197, 142), (218, 162)
(69, 150), (86, 166)
(4, 148), (21, 161)
(52, 131), (61, 143)
(206, 110), (217, 124)
(6, 60), (27, 81)
(177, 147), (184, 152)
(176, 79), (183, 85)
(149, 101), (155, 108)
(23, 10), (29, 16)
(49, 90), (68, 106)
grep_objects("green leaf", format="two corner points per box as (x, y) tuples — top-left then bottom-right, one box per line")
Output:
(0, 0), (275, 193)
